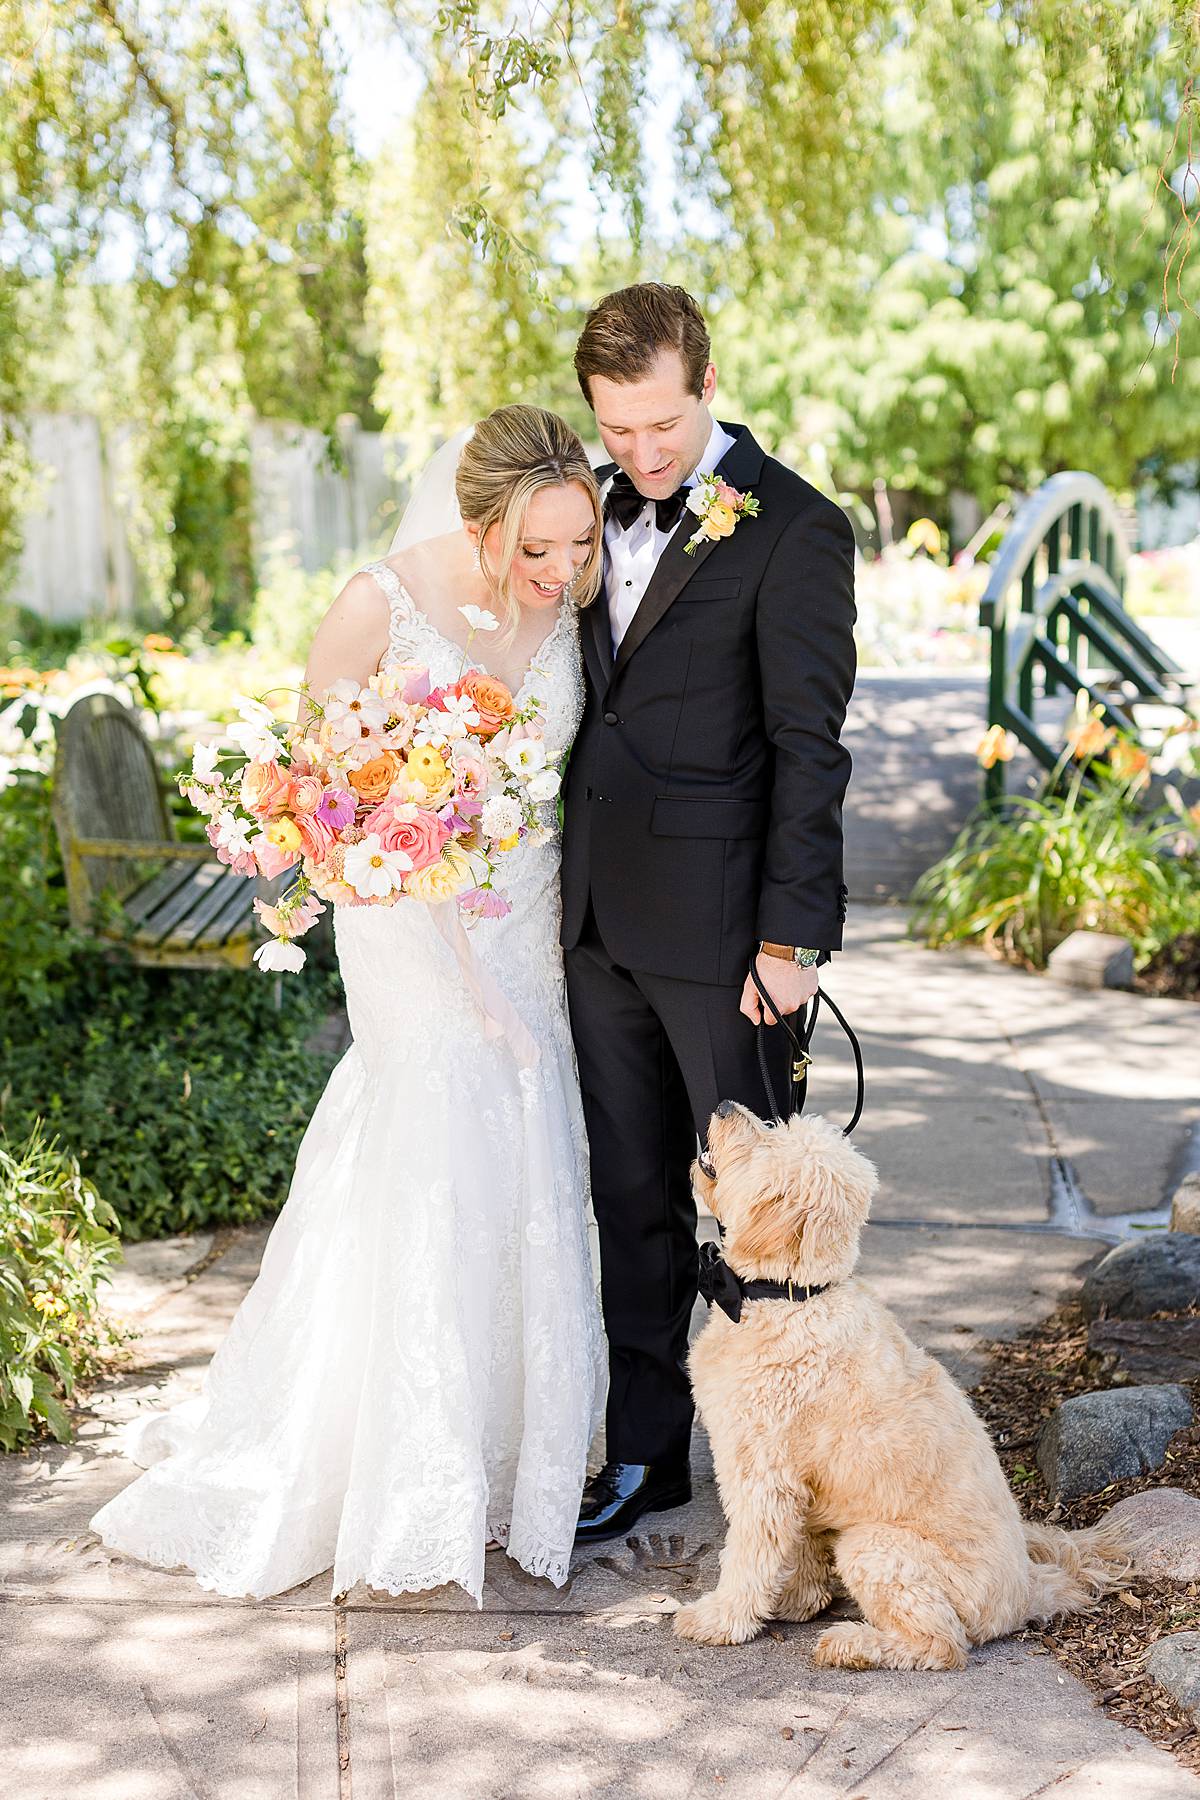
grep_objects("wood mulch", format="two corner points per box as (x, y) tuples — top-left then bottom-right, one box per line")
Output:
(971, 1302), (1200, 1773)
(1134, 933), (1200, 1000)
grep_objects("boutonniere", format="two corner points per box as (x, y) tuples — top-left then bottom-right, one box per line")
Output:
(683, 473), (761, 555)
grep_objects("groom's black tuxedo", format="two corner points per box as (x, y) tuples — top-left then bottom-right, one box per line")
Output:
(561, 420), (858, 1465)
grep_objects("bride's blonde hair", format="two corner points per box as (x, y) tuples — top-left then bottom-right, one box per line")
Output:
(455, 405), (603, 636)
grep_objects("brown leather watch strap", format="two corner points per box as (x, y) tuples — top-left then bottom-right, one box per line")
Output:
(759, 941), (795, 960)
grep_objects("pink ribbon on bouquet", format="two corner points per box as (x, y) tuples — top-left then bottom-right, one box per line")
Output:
(428, 903), (541, 1071)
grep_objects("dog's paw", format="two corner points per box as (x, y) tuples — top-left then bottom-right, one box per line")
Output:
(773, 1583), (833, 1624)
(812, 1623), (882, 1669)
(673, 1592), (763, 1647)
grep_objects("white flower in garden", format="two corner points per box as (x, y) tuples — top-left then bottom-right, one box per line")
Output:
(343, 832), (413, 899)
(525, 768), (561, 803)
(253, 938), (307, 972)
(459, 604), (500, 633)
(437, 693), (481, 740)
(322, 677), (391, 751)
(190, 741), (222, 784)
(480, 794), (522, 841)
(501, 738), (548, 778)
(214, 809), (253, 858)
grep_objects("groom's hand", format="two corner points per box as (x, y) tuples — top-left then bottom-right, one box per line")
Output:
(739, 954), (818, 1025)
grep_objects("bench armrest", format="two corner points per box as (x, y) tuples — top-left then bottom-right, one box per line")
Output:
(71, 838), (216, 861)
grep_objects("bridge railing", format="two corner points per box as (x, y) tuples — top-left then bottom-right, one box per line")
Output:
(978, 471), (1192, 804)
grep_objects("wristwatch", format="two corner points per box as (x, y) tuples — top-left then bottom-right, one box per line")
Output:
(760, 941), (821, 968)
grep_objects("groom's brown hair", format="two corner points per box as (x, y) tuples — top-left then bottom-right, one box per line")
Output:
(575, 283), (711, 407)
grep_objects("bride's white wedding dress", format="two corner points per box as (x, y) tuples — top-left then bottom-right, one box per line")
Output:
(90, 561), (606, 1604)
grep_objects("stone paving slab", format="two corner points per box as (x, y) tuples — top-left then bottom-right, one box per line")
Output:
(0, 1601), (338, 1800)
(342, 1609), (1198, 1800)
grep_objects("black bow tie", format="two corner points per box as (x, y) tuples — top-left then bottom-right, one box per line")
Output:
(697, 1240), (831, 1325)
(606, 469), (688, 534)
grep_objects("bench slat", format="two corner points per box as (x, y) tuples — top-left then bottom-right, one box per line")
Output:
(133, 862), (232, 946)
(122, 858), (208, 928)
(165, 865), (253, 947)
(209, 878), (260, 945)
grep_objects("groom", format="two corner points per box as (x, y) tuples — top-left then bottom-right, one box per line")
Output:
(561, 283), (858, 1542)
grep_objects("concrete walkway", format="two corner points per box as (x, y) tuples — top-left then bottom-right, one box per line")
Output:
(4, 906), (1200, 1799)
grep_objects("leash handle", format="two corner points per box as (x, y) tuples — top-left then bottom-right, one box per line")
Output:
(751, 961), (864, 1136)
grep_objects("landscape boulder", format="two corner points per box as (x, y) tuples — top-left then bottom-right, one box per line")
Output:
(1087, 1316), (1200, 1385)
(1035, 1385), (1193, 1502)
(1099, 1489), (1200, 1583)
(1147, 1633), (1200, 1722)
(1081, 1234), (1200, 1321)
(1171, 1173), (1200, 1236)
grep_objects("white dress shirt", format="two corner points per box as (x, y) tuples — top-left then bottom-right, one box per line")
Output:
(604, 416), (737, 653)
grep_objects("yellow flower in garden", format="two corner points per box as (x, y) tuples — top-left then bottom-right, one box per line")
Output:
(906, 517), (943, 556)
(1067, 716), (1116, 760)
(976, 725), (1015, 769)
(407, 744), (448, 789)
(266, 816), (303, 853)
(1109, 740), (1150, 782)
(405, 845), (477, 903)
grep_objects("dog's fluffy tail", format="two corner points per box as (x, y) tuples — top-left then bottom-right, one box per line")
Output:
(1022, 1516), (1134, 1622)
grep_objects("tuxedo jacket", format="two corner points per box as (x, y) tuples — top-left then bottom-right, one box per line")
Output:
(559, 421), (857, 987)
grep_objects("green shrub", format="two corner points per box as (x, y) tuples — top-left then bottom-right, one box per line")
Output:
(1, 959), (343, 1241)
(911, 726), (1200, 970)
(0, 1123), (129, 1450)
(247, 538), (369, 668)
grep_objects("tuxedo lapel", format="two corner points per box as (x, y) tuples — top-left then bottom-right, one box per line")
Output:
(583, 465), (619, 695)
(610, 423), (766, 682)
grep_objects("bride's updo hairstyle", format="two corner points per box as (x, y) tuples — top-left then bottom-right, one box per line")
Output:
(455, 404), (603, 635)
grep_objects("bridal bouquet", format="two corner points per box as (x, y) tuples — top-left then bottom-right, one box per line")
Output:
(180, 609), (560, 972)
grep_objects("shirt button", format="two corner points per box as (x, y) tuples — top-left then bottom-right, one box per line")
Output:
(625, 579), (633, 586)
(603, 710), (619, 726)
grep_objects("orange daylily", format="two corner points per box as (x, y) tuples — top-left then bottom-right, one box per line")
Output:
(977, 725), (1015, 769)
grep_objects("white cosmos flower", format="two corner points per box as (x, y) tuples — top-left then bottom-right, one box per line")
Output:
(343, 832), (413, 899)
(480, 794), (522, 840)
(525, 767), (561, 802)
(190, 741), (222, 784)
(459, 604), (500, 633)
(412, 719), (450, 749)
(214, 809), (253, 857)
(253, 938), (307, 972)
(501, 738), (548, 778)
(322, 677), (391, 751)
(437, 693), (481, 740)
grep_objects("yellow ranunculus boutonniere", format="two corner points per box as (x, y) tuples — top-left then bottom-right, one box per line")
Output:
(683, 474), (761, 556)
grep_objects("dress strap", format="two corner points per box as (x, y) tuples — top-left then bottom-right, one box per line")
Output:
(361, 559), (419, 662)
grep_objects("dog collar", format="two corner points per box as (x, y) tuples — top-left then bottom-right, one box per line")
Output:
(698, 1241), (831, 1325)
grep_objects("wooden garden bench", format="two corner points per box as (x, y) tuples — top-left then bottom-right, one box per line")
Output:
(51, 691), (257, 970)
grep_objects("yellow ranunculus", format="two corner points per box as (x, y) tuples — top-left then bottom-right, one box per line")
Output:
(266, 816), (303, 852)
(407, 744), (449, 789)
(703, 501), (737, 539)
(405, 845), (476, 904)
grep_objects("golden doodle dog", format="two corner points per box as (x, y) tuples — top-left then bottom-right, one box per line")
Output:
(674, 1103), (1132, 1671)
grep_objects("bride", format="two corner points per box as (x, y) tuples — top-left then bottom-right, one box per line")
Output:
(90, 405), (608, 1604)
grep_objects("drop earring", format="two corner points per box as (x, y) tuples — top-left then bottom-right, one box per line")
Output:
(471, 542), (481, 571)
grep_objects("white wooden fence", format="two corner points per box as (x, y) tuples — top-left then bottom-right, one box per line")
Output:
(8, 412), (405, 623)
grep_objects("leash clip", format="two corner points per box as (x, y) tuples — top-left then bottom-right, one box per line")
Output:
(792, 1051), (812, 1084)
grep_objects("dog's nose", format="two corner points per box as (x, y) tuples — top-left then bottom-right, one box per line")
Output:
(714, 1099), (738, 1120)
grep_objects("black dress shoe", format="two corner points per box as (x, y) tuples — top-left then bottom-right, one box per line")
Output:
(574, 1459), (692, 1544)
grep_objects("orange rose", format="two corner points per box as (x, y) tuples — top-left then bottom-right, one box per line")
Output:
(240, 759), (291, 817)
(461, 671), (516, 736)
(348, 753), (400, 804)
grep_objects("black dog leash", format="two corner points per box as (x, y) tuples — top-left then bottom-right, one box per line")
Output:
(751, 962), (865, 1136)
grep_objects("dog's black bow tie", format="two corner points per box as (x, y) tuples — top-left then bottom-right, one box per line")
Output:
(698, 1240), (831, 1325)
(606, 469), (688, 534)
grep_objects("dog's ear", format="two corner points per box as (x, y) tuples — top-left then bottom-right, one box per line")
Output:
(729, 1114), (878, 1283)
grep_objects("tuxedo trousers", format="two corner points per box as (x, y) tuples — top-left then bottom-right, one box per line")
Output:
(565, 902), (792, 1465)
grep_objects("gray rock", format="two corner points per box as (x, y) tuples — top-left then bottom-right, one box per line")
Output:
(1088, 1316), (1200, 1384)
(1036, 1385), (1194, 1501)
(1147, 1632), (1200, 1720)
(1081, 1233), (1200, 1321)
(1046, 930), (1134, 989)
(1172, 1173), (1200, 1236)
(1100, 1489), (1200, 1583)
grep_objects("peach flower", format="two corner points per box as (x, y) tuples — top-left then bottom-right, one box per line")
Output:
(240, 759), (291, 817)
(461, 670), (516, 736)
(363, 801), (450, 871)
(295, 810), (337, 861)
(349, 753), (401, 804)
(288, 773), (326, 815)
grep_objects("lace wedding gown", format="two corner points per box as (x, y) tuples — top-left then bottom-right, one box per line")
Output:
(90, 561), (606, 1604)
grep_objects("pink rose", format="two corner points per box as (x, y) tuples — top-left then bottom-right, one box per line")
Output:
(715, 481), (741, 509)
(363, 800), (450, 871)
(295, 810), (337, 861)
(288, 773), (326, 815)
(251, 833), (300, 880)
(240, 759), (291, 817)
